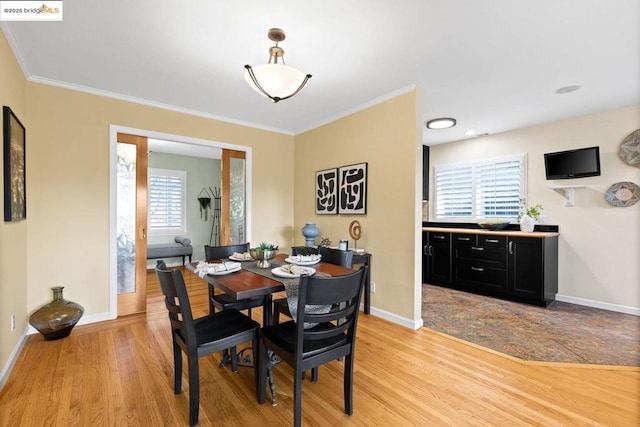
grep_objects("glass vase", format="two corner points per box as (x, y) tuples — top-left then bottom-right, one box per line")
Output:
(29, 286), (84, 341)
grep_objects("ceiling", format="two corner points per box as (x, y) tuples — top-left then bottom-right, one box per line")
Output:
(2, 0), (639, 146)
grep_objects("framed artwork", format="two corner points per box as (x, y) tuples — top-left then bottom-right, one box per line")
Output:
(338, 162), (367, 214)
(315, 168), (338, 214)
(3, 106), (26, 221)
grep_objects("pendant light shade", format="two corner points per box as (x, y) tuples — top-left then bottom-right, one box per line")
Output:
(244, 28), (312, 103)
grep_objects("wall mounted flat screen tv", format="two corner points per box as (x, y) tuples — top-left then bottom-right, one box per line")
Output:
(544, 146), (601, 180)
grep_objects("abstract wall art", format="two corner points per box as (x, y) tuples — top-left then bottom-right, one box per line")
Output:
(315, 168), (338, 214)
(338, 162), (367, 214)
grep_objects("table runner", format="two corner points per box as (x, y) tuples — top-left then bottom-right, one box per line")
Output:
(240, 260), (330, 326)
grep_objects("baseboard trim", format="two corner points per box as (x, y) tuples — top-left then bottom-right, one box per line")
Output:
(362, 304), (423, 330)
(0, 327), (28, 391)
(556, 294), (640, 316)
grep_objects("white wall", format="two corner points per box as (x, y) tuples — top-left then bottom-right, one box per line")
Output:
(429, 106), (640, 312)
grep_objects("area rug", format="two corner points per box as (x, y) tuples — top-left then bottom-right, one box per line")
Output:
(422, 284), (640, 366)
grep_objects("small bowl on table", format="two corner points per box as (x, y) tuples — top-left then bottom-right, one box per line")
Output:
(249, 249), (278, 268)
(477, 220), (511, 231)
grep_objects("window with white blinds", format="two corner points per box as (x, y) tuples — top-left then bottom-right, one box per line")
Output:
(434, 154), (526, 220)
(148, 168), (186, 235)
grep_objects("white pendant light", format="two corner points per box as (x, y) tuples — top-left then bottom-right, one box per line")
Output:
(244, 28), (312, 103)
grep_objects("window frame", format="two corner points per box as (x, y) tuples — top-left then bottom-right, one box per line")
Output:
(147, 167), (187, 236)
(433, 153), (527, 221)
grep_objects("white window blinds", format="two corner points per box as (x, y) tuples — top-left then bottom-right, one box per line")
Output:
(434, 154), (525, 219)
(148, 168), (186, 235)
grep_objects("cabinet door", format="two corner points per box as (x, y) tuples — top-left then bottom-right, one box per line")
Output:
(427, 232), (451, 285)
(507, 237), (543, 300)
(422, 232), (428, 283)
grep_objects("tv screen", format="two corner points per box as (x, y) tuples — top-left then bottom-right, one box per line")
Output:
(544, 146), (601, 180)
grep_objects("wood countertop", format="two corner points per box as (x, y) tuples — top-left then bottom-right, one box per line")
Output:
(422, 227), (559, 238)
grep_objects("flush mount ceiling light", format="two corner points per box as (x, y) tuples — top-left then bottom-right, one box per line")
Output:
(425, 118), (456, 129)
(244, 28), (312, 103)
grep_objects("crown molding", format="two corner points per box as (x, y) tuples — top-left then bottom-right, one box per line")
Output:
(27, 75), (296, 136)
(293, 85), (417, 134)
(1, 23), (31, 78)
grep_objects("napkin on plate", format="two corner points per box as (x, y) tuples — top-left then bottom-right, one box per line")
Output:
(280, 264), (313, 276)
(232, 251), (252, 260)
(194, 261), (241, 278)
(289, 254), (321, 263)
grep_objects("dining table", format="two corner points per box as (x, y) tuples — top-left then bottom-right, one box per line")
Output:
(186, 253), (355, 326)
(185, 252), (356, 406)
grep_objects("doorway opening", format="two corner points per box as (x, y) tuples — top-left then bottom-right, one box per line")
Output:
(109, 125), (252, 318)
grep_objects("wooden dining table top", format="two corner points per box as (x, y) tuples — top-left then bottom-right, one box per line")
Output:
(186, 253), (354, 301)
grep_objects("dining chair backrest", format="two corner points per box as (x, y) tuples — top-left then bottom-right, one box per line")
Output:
(291, 246), (319, 256)
(155, 261), (197, 351)
(204, 243), (250, 261)
(318, 246), (354, 269)
(295, 266), (366, 351)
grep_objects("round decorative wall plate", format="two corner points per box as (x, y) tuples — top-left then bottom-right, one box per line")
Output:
(605, 181), (639, 207)
(618, 129), (640, 168)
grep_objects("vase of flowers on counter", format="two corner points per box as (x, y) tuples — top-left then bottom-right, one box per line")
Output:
(518, 198), (543, 233)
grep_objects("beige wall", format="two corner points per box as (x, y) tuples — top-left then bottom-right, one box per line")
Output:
(0, 28), (28, 376)
(24, 83), (295, 317)
(294, 89), (424, 322)
(429, 106), (640, 310)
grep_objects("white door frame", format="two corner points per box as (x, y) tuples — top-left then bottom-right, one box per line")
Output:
(108, 125), (253, 318)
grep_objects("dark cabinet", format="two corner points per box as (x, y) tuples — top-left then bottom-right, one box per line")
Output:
(422, 227), (559, 307)
(507, 236), (558, 306)
(422, 231), (450, 285)
(452, 234), (507, 293)
(422, 145), (430, 201)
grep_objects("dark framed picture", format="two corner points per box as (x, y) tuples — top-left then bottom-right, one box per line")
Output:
(315, 168), (338, 214)
(3, 106), (26, 221)
(338, 162), (367, 214)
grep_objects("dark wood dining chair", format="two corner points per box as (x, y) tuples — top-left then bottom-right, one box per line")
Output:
(155, 260), (260, 426)
(258, 266), (367, 427)
(291, 246), (319, 256)
(204, 243), (264, 320)
(272, 246), (354, 325)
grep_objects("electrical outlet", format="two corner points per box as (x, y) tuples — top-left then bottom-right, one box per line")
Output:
(371, 281), (376, 293)
(10, 313), (15, 331)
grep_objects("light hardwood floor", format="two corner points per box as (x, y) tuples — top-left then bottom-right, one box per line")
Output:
(1, 267), (638, 426)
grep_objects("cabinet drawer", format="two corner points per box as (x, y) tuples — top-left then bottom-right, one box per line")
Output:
(478, 235), (507, 247)
(428, 232), (450, 244)
(454, 245), (506, 267)
(454, 263), (506, 292)
(452, 233), (476, 245)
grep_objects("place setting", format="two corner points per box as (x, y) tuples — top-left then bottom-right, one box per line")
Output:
(228, 251), (254, 261)
(193, 260), (242, 277)
(271, 263), (316, 279)
(284, 253), (322, 266)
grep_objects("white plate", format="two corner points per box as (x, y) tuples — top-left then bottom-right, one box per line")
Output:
(284, 256), (320, 266)
(228, 255), (254, 261)
(207, 265), (242, 276)
(271, 266), (316, 278)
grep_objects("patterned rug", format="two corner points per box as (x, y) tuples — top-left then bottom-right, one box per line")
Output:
(422, 284), (640, 366)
